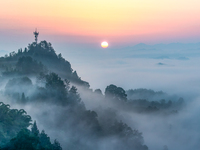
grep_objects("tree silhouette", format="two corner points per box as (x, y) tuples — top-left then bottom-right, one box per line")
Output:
(52, 140), (62, 150)
(39, 130), (52, 150)
(9, 129), (39, 150)
(31, 121), (39, 137)
(105, 84), (127, 101)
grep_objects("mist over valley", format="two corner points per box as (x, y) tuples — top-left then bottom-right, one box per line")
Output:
(0, 34), (200, 150)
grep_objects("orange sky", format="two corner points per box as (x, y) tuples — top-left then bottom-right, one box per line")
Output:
(0, 0), (200, 44)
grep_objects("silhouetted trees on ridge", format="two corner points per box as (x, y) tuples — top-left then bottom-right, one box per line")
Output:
(0, 41), (89, 87)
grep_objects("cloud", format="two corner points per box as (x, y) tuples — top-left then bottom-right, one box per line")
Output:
(177, 57), (189, 60)
(1, 41), (200, 150)
(157, 62), (166, 65)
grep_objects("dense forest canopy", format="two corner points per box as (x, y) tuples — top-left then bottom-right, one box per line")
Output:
(0, 102), (62, 150)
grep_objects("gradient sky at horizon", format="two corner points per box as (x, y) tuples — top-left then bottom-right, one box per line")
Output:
(0, 0), (200, 95)
(0, 0), (200, 49)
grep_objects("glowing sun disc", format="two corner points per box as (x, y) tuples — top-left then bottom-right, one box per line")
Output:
(101, 41), (108, 48)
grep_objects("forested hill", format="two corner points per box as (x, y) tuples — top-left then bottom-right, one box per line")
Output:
(0, 40), (149, 150)
(0, 39), (185, 150)
(0, 40), (89, 87)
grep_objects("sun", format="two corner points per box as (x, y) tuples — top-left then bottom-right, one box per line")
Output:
(101, 41), (108, 48)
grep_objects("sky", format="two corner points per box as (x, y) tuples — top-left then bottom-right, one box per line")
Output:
(0, 0), (200, 94)
(1, 0), (200, 46)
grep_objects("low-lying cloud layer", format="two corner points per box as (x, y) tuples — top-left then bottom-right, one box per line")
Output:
(1, 42), (200, 150)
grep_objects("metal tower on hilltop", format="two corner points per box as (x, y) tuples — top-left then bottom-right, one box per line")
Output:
(33, 28), (39, 43)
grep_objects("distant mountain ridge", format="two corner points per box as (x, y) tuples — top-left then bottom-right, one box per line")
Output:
(133, 42), (200, 50)
(108, 42), (200, 61)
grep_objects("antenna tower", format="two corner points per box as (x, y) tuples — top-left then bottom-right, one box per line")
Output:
(33, 28), (39, 43)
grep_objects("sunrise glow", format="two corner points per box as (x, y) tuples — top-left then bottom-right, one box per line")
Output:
(101, 41), (108, 48)
(0, 0), (200, 45)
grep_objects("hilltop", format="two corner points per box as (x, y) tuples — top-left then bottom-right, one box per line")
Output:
(0, 40), (89, 87)
(0, 39), (185, 150)
(0, 40), (150, 150)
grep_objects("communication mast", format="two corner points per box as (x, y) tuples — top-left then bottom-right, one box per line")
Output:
(33, 28), (39, 43)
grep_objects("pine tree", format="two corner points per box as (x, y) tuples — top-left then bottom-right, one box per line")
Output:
(39, 130), (52, 150)
(52, 139), (62, 150)
(31, 121), (39, 136)
(21, 92), (26, 103)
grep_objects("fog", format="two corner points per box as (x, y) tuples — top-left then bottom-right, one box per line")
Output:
(76, 86), (200, 150)
(58, 43), (200, 97)
(61, 43), (200, 150)
(0, 42), (200, 150)
(120, 99), (200, 150)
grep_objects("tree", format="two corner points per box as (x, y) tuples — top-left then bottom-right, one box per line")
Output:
(39, 130), (52, 150)
(94, 89), (102, 95)
(68, 86), (81, 104)
(21, 92), (26, 103)
(16, 56), (46, 74)
(31, 121), (39, 137)
(45, 72), (68, 104)
(0, 102), (31, 145)
(105, 84), (127, 101)
(8, 129), (39, 150)
(45, 73), (66, 93)
(52, 140), (62, 150)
